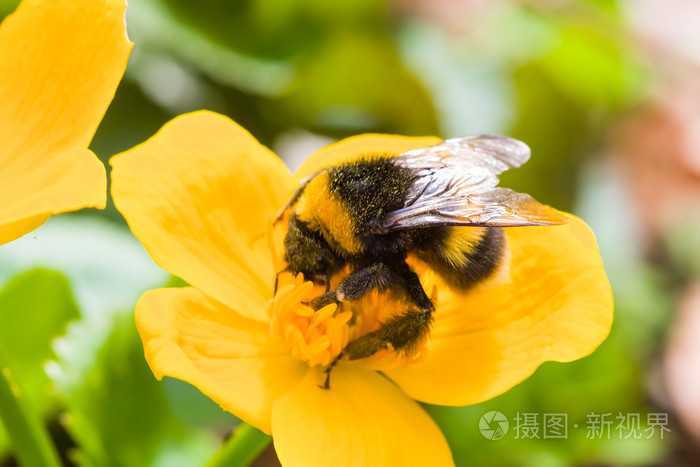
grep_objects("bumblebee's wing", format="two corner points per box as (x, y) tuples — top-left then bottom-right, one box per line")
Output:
(379, 135), (568, 231)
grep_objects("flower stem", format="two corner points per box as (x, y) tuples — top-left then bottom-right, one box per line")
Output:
(0, 350), (61, 467)
(205, 422), (272, 467)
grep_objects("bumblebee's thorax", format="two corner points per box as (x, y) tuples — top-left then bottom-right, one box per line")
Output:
(295, 171), (359, 254)
(295, 157), (414, 256)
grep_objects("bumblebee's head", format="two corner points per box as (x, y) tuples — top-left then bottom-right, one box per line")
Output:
(284, 214), (340, 285)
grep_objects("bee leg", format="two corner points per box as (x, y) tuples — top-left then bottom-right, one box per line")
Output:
(344, 265), (434, 360)
(319, 352), (344, 390)
(309, 290), (339, 310)
(313, 272), (329, 293)
(310, 263), (398, 310)
(309, 262), (434, 359)
(273, 267), (291, 294)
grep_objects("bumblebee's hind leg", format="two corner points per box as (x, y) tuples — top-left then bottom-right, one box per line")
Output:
(309, 261), (434, 360)
(343, 263), (435, 360)
(310, 262), (400, 310)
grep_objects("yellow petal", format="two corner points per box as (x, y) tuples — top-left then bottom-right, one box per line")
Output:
(0, 0), (132, 158)
(0, 147), (105, 244)
(294, 134), (441, 180)
(0, 214), (47, 245)
(136, 287), (308, 434)
(386, 215), (613, 405)
(271, 365), (454, 467)
(0, 0), (131, 244)
(111, 111), (294, 322)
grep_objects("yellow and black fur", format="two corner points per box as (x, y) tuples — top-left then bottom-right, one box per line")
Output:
(278, 135), (567, 377)
(282, 156), (506, 361)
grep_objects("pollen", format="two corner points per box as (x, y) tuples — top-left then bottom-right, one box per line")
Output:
(268, 271), (431, 370)
(269, 275), (353, 367)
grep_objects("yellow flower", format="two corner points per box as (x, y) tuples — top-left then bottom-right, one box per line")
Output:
(111, 111), (612, 466)
(0, 0), (131, 245)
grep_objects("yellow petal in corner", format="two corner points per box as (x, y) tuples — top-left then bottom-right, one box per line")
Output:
(272, 365), (454, 467)
(0, 147), (106, 244)
(0, 0), (131, 244)
(111, 111), (294, 322)
(136, 287), (308, 434)
(0, 0), (132, 158)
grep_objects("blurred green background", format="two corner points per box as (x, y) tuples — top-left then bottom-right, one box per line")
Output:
(2, 0), (700, 465)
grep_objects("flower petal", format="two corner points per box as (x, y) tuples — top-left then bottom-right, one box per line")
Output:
(271, 365), (453, 467)
(112, 111), (294, 321)
(0, 214), (48, 245)
(0, 0), (131, 158)
(0, 0), (130, 244)
(386, 215), (613, 405)
(294, 134), (440, 180)
(136, 287), (308, 434)
(0, 147), (105, 244)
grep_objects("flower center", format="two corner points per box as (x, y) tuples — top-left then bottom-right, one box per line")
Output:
(268, 273), (408, 367)
(268, 275), (351, 367)
(264, 222), (429, 368)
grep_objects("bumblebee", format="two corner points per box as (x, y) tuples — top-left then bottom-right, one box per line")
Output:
(276, 135), (568, 363)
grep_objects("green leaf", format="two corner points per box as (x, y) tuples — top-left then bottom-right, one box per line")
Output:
(0, 0), (20, 18)
(0, 269), (79, 410)
(0, 350), (61, 467)
(0, 269), (80, 455)
(51, 314), (218, 467)
(0, 216), (169, 317)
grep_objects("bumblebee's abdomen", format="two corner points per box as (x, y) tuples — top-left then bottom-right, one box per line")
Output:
(416, 226), (506, 290)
